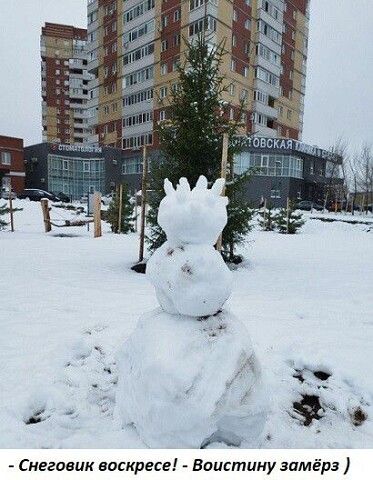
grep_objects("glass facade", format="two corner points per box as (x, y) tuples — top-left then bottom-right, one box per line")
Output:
(234, 152), (304, 179)
(48, 154), (105, 200)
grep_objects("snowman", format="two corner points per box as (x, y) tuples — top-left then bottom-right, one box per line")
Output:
(115, 176), (267, 448)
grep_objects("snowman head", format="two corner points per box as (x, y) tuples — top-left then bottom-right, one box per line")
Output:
(158, 176), (228, 246)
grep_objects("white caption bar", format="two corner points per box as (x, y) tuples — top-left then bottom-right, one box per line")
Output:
(0, 449), (372, 479)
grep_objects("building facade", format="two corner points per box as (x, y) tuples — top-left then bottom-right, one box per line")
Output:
(24, 143), (128, 200)
(86, 0), (309, 150)
(0, 135), (25, 194)
(41, 23), (90, 145)
(119, 137), (342, 208)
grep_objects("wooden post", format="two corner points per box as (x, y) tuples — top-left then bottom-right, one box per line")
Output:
(286, 197), (290, 234)
(263, 198), (267, 228)
(216, 132), (229, 252)
(41, 198), (51, 232)
(138, 145), (148, 263)
(118, 183), (123, 233)
(134, 197), (138, 232)
(93, 192), (102, 238)
(8, 184), (14, 232)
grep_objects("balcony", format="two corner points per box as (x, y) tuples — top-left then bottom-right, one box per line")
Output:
(252, 123), (277, 137)
(253, 101), (278, 119)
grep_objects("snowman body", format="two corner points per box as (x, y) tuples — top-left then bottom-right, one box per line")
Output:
(115, 176), (267, 448)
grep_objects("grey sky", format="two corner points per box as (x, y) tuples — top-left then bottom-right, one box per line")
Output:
(0, 0), (372, 151)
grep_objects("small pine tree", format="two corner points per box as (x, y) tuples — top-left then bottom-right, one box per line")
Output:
(274, 201), (305, 234)
(258, 202), (276, 231)
(106, 184), (135, 234)
(0, 203), (9, 230)
(147, 34), (254, 259)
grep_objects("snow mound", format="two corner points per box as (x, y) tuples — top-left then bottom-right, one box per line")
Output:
(158, 176), (228, 246)
(115, 309), (268, 448)
(147, 242), (232, 317)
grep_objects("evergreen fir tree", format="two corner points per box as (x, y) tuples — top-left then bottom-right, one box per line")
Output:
(0, 203), (10, 230)
(274, 201), (305, 234)
(147, 34), (254, 260)
(258, 202), (276, 231)
(106, 184), (135, 234)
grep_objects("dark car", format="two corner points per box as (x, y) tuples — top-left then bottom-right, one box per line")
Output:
(296, 200), (324, 211)
(57, 192), (71, 203)
(18, 189), (61, 202)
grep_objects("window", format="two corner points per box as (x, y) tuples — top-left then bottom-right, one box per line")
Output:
(174, 9), (180, 22)
(1, 151), (11, 165)
(159, 110), (166, 121)
(270, 188), (281, 199)
(83, 162), (90, 173)
(231, 59), (236, 71)
(245, 19), (250, 30)
(161, 63), (167, 75)
(161, 40), (168, 52)
(232, 35), (237, 47)
(240, 89), (248, 100)
(160, 86), (168, 98)
(123, 42), (154, 66)
(123, 19), (155, 45)
(244, 66), (249, 77)
(123, 0), (155, 23)
(233, 9), (238, 21)
(229, 83), (235, 96)
(161, 15), (168, 29)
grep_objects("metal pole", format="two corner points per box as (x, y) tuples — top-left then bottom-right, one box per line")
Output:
(138, 145), (148, 263)
(8, 181), (14, 232)
(216, 132), (229, 252)
(118, 184), (123, 233)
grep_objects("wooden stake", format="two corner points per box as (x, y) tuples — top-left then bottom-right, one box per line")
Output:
(134, 197), (138, 232)
(118, 184), (123, 233)
(216, 132), (229, 252)
(93, 192), (102, 238)
(286, 197), (290, 234)
(41, 198), (51, 232)
(8, 183), (14, 232)
(263, 198), (267, 228)
(138, 145), (148, 263)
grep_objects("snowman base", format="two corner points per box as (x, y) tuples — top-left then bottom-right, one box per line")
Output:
(115, 308), (268, 448)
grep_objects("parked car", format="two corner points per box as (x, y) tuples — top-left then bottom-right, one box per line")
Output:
(18, 189), (61, 202)
(57, 192), (71, 203)
(1, 188), (17, 200)
(296, 200), (324, 211)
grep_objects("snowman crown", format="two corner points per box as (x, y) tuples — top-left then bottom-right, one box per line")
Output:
(164, 175), (226, 201)
(158, 175), (228, 245)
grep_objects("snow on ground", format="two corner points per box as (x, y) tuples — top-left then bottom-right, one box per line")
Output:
(0, 199), (372, 448)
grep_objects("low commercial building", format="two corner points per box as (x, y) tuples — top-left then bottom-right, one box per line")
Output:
(24, 137), (342, 208)
(119, 137), (343, 208)
(0, 135), (25, 193)
(24, 143), (127, 200)
(234, 137), (343, 207)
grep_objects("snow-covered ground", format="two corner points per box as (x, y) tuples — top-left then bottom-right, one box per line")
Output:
(0, 200), (372, 448)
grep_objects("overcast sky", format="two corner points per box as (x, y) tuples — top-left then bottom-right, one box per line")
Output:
(0, 0), (372, 151)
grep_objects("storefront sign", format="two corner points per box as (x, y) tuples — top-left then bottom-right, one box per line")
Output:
(247, 137), (340, 162)
(51, 144), (103, 154)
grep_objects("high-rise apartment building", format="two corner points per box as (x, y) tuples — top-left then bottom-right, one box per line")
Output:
(41, 23), (90, 144)
(86, 0), (309, 150)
